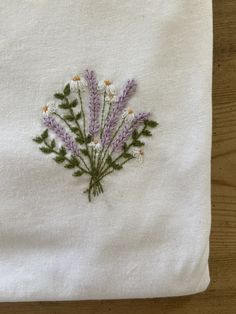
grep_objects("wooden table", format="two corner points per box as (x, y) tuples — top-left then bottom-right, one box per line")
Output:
(1, 1), (235, 313)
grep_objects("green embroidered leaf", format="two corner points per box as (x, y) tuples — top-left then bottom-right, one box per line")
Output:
(112, 163), (123, 170)
(51, 139), (56, 148)
(85, 134), (92, 144)
(70, 99), (78, 108)
(123, 142), (128, 151)
(40, 146), (52, 154)
(63, 83), (70, 96)
(145, 120), (158, 128)
(70, 156), (80, 166)
(123, 153), (133, 159)
(54, 93), (65, 100)
(75, 112), (82, 120)
(142, 130), (152, 137)
(54, 155), (65, 163)
(59, 146), (67, 156)
(132, 129), (139, 139)
(106, 155), (112, 165)
(76, 137), (85, 144)
(64, 115), (74, 121)
(41, 129), (48, 140)
(81, 148), (89, 156)
(73, 170), (83, 177)
(33, 136), (43, 144)
(132, 140), (144, 147)
(71, 127), (80, 132)
(58, 102), (71, 109)
(64, 163), (75, 169)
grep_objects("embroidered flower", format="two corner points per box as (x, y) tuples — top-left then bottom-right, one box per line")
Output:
(132, 148), (144, 163)
(105, 93), (118, 104)
(98, 80), (116, 95)
(122, 107), (135, 123)
(101, 79), (137, 147)
(88, 138), (103, 152)
(98, 79), (118, 104)
(33, 69), (158, 202)
(85, 70), (101, 136)
(43, 115), (80, 156)
(42, 102), (57, 115)
(112, 112), (150, 152)
(70, 75), (87, 93)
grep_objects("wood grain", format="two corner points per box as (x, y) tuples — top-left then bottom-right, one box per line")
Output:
(1, 1), (235, 313)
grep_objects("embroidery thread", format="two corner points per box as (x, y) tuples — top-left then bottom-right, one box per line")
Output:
(33, 70), (158, 201)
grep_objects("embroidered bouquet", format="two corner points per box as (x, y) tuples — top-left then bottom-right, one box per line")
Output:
(33, 70), (158, 201)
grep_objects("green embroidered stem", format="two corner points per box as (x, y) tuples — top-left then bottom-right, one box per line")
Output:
(97, 119), (125, 172)
(100, 92), (106, 137)
(100, 124), (147, 176)
(88, 154), (133, 192)
(79, 154), (90, 172)
(88, 170), (113, 192)
(43, 140), (89, 174)
(91, 149), (96, 168)
(69, 107), (84, 138)
(96, 101), (113, 170)
(88, 178), (93, 202)
(87, 176), (104, 201)
(53, 112), (83, 139)
(56, 101), (91, 172)
(100, 101), (112, 138)
(77, 89), (86, 137)
(99, 182), (104, 193)
(119, 156), (134, 166)
(78, 90), (95, 172)
(42, 138), (101, 201)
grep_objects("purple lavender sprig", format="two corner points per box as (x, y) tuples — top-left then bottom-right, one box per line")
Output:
(112, 112), (150, 152)
(132, 112), (151, 128)
(43, 115), (80, 156)
(101, 79), (137, 146)
(84, 70), (101, 136)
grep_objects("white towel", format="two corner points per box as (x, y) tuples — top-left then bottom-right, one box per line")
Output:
(0, 0), (212, 301)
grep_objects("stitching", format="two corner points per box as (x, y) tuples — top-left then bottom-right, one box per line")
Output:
(33, 69), (158, 202)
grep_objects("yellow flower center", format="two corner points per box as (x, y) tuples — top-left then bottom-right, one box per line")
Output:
(104, 80), (111, 86)
(72, 75), (81, 81)
(127, 108), (134, 114)
(42, 105), (49, 113)
(140, 149), (144, 156)
(94, 138), (99, 144)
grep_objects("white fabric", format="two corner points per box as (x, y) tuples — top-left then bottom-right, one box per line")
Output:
(0, 0), (212, 301)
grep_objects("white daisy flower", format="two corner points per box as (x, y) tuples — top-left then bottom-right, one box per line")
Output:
(70, 75), (87, 93)
(97, 80), (107, 93)
(42, 102), (57, 115)
(132, 148), (144, 163)
(106, 83), (116, 96)
(88, 138), (103, 153)
(98, 80), (116, 94)
(122, 107), (135, 123)
(105, 93), (118, 104)
(98, 80), (117, 103)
